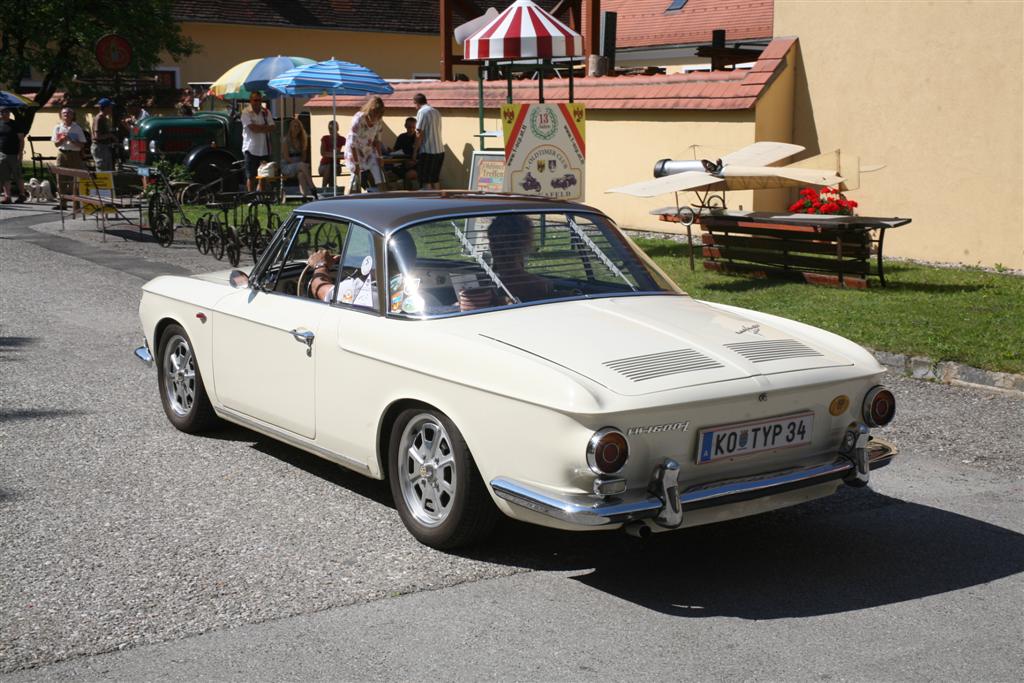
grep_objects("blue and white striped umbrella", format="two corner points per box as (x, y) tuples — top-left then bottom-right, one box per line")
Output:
(267, 58), (394, 97)
(268, 59), (393, 196)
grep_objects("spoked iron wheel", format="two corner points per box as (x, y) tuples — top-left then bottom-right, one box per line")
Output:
(152, 207), (175, 247)
(194, 214), (211, 254)
(225, 226), (242, 267)
(207, 217), (226, 261)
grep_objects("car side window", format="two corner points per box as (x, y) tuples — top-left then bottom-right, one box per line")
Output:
(256, 217), (352, 299)
(333, 223), (379, 310)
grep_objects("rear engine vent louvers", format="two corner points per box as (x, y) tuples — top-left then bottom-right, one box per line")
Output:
(604, 349), (723, 382)
(725, 339), (823, 363)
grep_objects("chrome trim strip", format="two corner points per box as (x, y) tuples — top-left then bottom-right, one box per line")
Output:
(216, 406), (373, 477)
(134, 345), (154, 367)
(491, 439), (897, 527)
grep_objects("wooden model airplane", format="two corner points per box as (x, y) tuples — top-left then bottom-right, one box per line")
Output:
(606, 141), (880, 224)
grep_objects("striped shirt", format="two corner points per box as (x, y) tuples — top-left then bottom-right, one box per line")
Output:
(415, 105), (443, 155)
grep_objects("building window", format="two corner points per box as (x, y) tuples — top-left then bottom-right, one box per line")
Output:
(666, 0), (688, 11)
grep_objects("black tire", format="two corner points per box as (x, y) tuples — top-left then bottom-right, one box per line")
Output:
(193, 154), (232, 188)
(388, 407), (498, 549)
(157, 324), (217, 433)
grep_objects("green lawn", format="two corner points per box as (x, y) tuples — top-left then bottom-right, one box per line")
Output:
(634, 238), (1024, 375)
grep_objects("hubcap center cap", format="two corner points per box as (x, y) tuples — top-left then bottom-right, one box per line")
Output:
(419, 463), (435, 480)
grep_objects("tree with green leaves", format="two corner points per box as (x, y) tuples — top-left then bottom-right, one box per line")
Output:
(0, 0), (197, 127)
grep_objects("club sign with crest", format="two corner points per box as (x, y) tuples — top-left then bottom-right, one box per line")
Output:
(501, 103), (586, 200)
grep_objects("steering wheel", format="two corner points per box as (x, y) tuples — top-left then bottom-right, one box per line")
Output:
(296, 263), (313, 297)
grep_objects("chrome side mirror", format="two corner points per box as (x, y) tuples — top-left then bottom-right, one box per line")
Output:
(229, 270), (250, 288)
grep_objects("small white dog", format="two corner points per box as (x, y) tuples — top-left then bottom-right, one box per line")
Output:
(27, 178), (56, 202)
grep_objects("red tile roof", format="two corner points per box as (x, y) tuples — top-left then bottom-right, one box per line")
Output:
(172, 1), (561, 35)
(594, 0), (774, 50)
(305, 36), (795, 111)
(172, 2), (773, 49)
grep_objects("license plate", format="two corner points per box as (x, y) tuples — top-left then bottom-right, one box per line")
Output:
(134, 166), (151, 177)
(697, 411), (814, 464)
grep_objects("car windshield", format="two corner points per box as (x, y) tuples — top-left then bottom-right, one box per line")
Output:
(385, 211), (679, 318)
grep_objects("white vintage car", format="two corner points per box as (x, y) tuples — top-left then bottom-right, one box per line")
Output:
(135, 193), (897, 549)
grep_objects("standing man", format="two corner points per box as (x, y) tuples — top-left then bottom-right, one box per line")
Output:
(91, 98), (117, 171)
(0, 108), (25, 204)
(241, 91), (273, 193)
(412, 93), (443, 190)
(51, 106), (87, 211)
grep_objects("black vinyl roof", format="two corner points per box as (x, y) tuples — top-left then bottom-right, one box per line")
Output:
(294, 192), (607, 234)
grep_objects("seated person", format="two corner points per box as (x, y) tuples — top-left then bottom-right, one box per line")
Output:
(306, 231), (421, 310)
(388, 117), (418, 189)
(318, 120), (346, 190)
(459, 214), (553, 311)
(281, 117), (318, 200)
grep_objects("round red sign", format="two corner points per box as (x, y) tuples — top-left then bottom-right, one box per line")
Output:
(95, 35), (132, 72)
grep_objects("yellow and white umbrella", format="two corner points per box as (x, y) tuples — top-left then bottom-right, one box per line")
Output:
(207, 56), (315, 100)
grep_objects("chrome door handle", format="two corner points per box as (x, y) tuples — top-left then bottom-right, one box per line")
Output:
(290, 329), (315, 349)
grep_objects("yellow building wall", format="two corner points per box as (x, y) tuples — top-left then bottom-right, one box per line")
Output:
(776, 1), (1024, 268)
(754, 48), (797, 212)
(309, 106), (756, 231)
(171, 23), (440, 84)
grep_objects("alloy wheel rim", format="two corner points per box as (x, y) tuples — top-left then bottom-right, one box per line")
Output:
(163, 336), (196, 417)
(398, 414), (457, 527)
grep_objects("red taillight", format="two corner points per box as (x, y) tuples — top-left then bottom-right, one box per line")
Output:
(587, 428), (629, 475)
(862, 386), (896, 427)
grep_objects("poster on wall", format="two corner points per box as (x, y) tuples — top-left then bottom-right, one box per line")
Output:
(468, 151), (506, 193)
(501, 103), (586, 201)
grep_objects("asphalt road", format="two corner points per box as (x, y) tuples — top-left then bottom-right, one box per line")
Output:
(2, 206), (1023, 681)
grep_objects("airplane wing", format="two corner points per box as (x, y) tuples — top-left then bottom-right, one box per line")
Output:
(606, 171), (725, 197)
(720, 165), (843, 190)
(721, 141), (805, 167)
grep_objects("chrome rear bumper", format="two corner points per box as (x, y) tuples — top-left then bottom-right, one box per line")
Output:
(490, 437), (897, 529)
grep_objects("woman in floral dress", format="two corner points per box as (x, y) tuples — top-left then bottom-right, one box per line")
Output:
(344, 96), (385, 193)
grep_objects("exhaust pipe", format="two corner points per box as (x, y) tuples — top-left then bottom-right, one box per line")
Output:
(625, 522), (652, 539)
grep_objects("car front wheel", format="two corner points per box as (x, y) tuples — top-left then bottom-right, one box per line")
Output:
(389, 408), (498, 549)
(158, 323), (217, 433)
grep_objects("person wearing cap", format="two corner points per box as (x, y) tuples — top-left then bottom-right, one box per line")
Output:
(91, 98), (117, 171)
(0, 108), (26, 204)
(51, 106), (87, 210)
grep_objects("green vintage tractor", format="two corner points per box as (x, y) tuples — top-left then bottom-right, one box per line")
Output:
(125, 111), (280, 191)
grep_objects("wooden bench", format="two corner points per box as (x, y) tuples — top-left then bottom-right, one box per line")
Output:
(697, 212), (911, 288)
(50, 165), (146, 240)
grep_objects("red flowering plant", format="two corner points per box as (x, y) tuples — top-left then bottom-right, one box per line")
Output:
(788, 187), (858, 215)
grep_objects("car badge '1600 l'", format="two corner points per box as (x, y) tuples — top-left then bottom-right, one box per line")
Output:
(627, 421), (690, 436)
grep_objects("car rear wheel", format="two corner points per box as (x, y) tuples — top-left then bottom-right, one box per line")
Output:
(389, 408), (498, 549)
(158, 324), (217, 433)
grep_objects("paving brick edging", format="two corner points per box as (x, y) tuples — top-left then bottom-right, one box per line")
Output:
(870, 349), (1024, 396)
